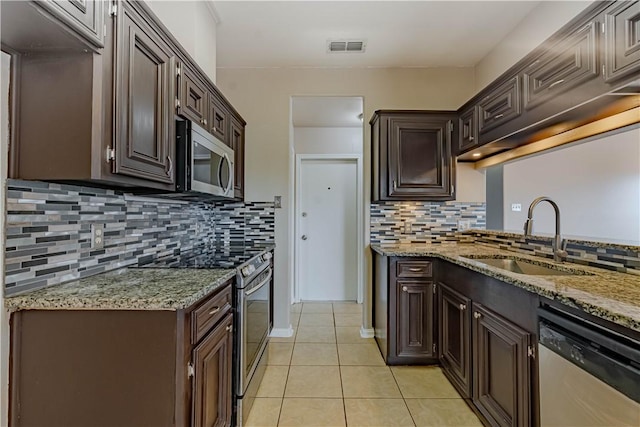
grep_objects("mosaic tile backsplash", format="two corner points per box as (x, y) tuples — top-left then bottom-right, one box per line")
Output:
(370, 201), (486, 244)
(467, 230), (640, 274)
(4, 180), (275, 296)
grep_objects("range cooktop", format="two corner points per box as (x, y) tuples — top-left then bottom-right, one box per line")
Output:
(138, 246), (271, 270)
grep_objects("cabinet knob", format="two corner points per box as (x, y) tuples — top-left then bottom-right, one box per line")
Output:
(226, 325), (233, 333)
(473, 312), (482, 319)
(459, 304), (467, 311)
(402, 286), (408, 292)
(203, 119), (208, 126)
(208, 307), (220, 315)
(469, 136), (474, 141)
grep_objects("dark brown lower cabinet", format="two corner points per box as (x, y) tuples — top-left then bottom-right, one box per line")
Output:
(472, 303), (531, 427)
(9, 281), (234, 427)
(437, 282), (471, 398)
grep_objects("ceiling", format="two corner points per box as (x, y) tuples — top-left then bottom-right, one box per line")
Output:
(214, 1), (541, 69)
(292, 97), (364, 127)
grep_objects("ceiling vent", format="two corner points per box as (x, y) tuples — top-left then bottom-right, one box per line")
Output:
(327, 39), (366, 53)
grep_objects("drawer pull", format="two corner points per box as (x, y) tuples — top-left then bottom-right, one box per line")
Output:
(408, 268), (423, 272)
(208, 307), (221, 315)
(459, 304), (467, 310)
(473, 312), (482, 319)
(548, 79), (565, 89)
(226, 325), (233, 333)
(494, 113), (504, 119)
(402, 286), (408, 292)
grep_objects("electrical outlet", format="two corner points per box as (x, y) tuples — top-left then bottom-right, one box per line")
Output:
(91, 223), (104, 249)
(403, 221), (412, 234)
(511, 203), (522, 212)
(274, 196), (282, 209)
(457, 219), (471, 231)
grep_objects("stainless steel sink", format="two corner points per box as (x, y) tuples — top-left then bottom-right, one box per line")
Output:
(464, 257), (586, 276)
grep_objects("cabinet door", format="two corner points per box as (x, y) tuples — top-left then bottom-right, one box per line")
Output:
(209, 94), (229, 145)
(230, 118), (245, 200)
(396, 280), (435, 359)
(523, 21), (599, 110)
(178, 64), (208, 127)
(387, 116), (454, 200)
(478, 76), (521, 134)
(192, 313), (233, 427)
(472, 303), (531, 427)
(113, 2), (175, 185)
(438, 282), (471, 398)
(36, 0), (104, 48)
(457, 106), (477, 154)
(604, 0), (640, 82)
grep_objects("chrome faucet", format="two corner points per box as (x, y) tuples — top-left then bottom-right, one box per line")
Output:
(523, 197), (568, 262)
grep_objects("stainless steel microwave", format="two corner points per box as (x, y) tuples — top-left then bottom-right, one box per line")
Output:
(175, 120), (234, 199)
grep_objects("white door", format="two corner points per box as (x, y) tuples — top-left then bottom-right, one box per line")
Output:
(298, 159), (358, 301)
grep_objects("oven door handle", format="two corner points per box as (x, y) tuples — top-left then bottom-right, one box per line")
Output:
(244, 268), (272, 296)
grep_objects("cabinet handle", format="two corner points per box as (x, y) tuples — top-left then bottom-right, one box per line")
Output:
(203, 119), (208, 126)
(473, 312), (482, 319)
(548, 79), (565, 89)
(393, 180), (397, 191)
(213, 126), (217, 132)
(166, 156), (173, 176)
(208, 307), (221, 315)
(402, 286), (408, 292)
(226, 325), (233, 333)
(494, 113), (504, 119)
(459, 304), (467, 310)
(408, 268), (423, 272)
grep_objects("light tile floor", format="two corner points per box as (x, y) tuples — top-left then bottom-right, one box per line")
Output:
(246, 302), (482, 427)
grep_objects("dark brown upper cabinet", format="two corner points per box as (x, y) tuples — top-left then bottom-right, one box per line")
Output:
(523, 21), (599, 110)
(113, 1), (175, 185)
(472, 303), (531, 427)
(231, 117), (245, 200)
(3, 0), (246, 193)
(604, 0), (640, 83)
(209, 93), (229, 145)
(178, 63), (209, 127)
(477, 76), (522, 136)
(457, 106), (478, 154)
(438, 282), (472, 399)
(371, 111), (456, 202)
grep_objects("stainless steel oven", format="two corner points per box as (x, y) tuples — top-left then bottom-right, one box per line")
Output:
(235, 251), (272, 426)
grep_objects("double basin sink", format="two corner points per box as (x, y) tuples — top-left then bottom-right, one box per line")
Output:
(462, 255), (593, 276)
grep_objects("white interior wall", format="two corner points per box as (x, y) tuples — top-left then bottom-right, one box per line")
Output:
(503, 126), (640, 244)
(215, 66), (480, 333)
(146, 0), (218, 82)
(294, 127), (363, 155)
(1, 51), (11, 427)
(474, 1), (591, 93)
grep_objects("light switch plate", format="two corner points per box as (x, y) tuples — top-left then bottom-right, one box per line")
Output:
(274, 196), (282, 209)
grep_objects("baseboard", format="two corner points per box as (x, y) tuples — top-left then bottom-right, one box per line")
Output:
(360, 327), (375, 339)
(269, 326), (294, 338)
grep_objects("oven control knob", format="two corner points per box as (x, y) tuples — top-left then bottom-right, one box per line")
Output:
(248, 265), (256, 275)
(263, 252), (272, 260)
(241, 266), (251, 276)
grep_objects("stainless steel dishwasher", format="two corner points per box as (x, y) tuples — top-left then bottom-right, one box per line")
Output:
(538, 307), (640, 426)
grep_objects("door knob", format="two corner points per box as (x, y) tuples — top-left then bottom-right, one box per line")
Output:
(302, 212), (307, 217)
(301, 235), (308, 240)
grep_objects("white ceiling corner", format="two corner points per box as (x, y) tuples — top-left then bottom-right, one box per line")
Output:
(292, 97), (364, 128)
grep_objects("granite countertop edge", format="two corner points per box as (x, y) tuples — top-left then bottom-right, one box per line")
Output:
(371, 243), (640, 332)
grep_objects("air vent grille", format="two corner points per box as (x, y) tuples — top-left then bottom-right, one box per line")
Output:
(327, 39), (366, 53)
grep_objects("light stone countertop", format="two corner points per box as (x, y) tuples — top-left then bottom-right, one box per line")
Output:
(371, 242), (640, 332)
(4, 268), (236, 311)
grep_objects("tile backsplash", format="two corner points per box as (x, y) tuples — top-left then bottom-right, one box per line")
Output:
(4, 180), (275, 296)
(370, 201), (486, 244)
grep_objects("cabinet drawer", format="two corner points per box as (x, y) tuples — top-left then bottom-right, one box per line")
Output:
(178, 65), (208, 126)
(524, 22), (599, 110)
(396, 260), (432, 278)
(209, 95), (229, 145)
(478, 76), (521, 134)
(191, 284), (232, 345)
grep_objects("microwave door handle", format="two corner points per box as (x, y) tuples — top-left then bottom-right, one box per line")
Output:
(222, 153), (233, 196)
